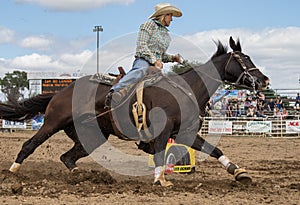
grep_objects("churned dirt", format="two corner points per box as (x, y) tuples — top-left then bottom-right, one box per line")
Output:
(0, 130), (299, 205)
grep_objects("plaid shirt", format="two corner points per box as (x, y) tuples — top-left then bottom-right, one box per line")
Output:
(135, 20), (174, 65)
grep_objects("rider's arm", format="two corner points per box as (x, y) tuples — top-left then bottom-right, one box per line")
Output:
(162, 53), (174, 63)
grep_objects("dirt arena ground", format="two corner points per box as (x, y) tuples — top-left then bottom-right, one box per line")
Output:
(0, 130), (299, 205)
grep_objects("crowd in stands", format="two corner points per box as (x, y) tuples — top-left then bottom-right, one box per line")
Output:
(206, 91), (300, 119)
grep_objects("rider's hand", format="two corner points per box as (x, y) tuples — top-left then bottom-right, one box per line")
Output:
(173, 54), (183, 64)
(154, 59), (163, 69)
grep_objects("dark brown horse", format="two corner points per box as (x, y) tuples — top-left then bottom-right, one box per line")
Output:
(0, 37), (269, 186)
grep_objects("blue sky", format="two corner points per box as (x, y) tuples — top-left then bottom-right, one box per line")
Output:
(1, 0), (300, 90)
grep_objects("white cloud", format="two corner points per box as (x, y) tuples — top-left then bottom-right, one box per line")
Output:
(0, 26), (15, 44)
(2, 50), (94, 74)
(20, 36), (53, 50)
(180, 27), (300, 89)
(15, 0), (135, 11)
(10, 53), (59, 70)
(60, 50), (94, 66)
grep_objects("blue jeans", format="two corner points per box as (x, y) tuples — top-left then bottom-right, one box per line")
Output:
(111, 58), (151, 91)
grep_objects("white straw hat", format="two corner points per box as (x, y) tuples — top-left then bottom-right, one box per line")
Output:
(148, 3), (182, 19)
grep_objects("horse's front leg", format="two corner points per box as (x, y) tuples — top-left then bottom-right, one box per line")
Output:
(188, 134), (252, 184)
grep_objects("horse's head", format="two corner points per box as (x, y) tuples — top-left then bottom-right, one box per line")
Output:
(218, 37), (269, 91)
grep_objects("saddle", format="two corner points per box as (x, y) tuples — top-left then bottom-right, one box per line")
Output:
(107, 66), (164, 142)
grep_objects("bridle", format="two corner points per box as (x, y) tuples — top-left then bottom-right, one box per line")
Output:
(224, 51), (259, 92)
(179, 52), (260, 92)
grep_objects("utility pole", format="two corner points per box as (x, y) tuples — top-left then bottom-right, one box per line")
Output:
(92, 26), (103, 79)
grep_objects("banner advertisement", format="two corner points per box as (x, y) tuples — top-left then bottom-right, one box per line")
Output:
(246, 121), (272, 133)
(208, 121), (232, 134)
(32, 115), (44, 130)
(2, 120), (26, 129)
(286, 120), (300, 133)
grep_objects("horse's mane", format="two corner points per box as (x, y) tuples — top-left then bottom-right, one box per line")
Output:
(211, 40), (228, 59)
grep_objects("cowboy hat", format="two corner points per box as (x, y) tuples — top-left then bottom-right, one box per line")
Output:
(148, 3), (182, 19)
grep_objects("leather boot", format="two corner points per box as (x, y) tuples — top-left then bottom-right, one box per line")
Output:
(111, 91), (125, 105)
(105, 89), (127, 108)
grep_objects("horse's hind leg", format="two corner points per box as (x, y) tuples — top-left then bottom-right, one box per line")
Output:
(60, 142), (88, 171)
(61, 123), (109, 171)
(60, 125), (89, 171)
(184, 134), (252, 184)
(9, 124), (58, 172)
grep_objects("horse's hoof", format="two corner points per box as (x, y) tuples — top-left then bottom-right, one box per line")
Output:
(9, 162), (21, 173)
(71, 167), (79, 173)
(234, 168), (252, 184)
(153, 179), (173, 187)
(60, 155), (77, 170)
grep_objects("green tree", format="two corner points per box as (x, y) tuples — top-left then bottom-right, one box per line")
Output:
(0, 71), (28, 102)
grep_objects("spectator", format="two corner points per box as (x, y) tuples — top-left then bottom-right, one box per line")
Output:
(273, 107), (282, 118)
(221, 98), (228, 116)
(250, 96), (257, 108)
(244, 96), (251, 114)
(226, 102), (234, 117)
(237, 91), (243, 102)
(256, 110), (267, 118)
(256, 91), (265, 104)
(234, 102), (242, 117)
(275, 96), (283, 111)
(257, 100), (264, 115)
(295, 93), (300, 110)
(246, 105), (256, 117)
(282, 108), (288, 119)
(267, 98), (275, 112)
(247, 104), (266, 118)
(205, 99), (213, 117)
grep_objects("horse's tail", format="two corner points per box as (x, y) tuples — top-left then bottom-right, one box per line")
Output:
(0, 93), (55, 121)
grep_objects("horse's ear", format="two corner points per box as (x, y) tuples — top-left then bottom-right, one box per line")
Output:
(236, 38), (242, 52)
(229, 36), (242, 52)
(229, 36), (235, 49)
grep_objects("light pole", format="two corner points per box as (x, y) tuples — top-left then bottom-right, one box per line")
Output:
(93, 25), (103, 76)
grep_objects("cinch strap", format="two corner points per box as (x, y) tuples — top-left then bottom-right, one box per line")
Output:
(132, 81), (152, 140)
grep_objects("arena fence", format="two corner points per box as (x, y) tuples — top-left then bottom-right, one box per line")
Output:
(200, 116), (300, 138)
